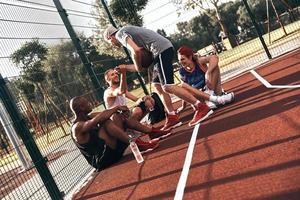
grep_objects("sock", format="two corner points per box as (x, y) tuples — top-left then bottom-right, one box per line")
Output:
(194, 100), (201, 107)
(209, 95), (218, 103)
(168, 111), (175, 115)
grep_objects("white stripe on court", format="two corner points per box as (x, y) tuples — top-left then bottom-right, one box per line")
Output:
(250, 70), (300, 89)
(174, 123), (201, 200)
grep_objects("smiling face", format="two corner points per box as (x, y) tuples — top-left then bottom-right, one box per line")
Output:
(105, 69), (120, 86)
(178, 53), (194, 72)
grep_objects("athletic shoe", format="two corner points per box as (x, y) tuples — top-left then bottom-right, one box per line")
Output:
(203, 86), (216, 96)
(189, 103), (213, 127)
(161, 114), (182, 131)
(206, 101), (217, 110)
(135, 137), (159, 154)
(217, 92), (234, 105)
(149, 128), (172, 140)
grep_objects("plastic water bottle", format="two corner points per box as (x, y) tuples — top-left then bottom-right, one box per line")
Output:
(129, 141), (144, 163)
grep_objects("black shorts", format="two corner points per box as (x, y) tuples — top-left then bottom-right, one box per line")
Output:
(152, 47), (175, 85)
(93, 140), (128, 171)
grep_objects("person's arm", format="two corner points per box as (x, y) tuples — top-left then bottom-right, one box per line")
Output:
(79, 105), (129, 133)
(125, 91), (139, 102)
(126, 37), (144, 72)
(118, 65), (127, 94)
(197, 54), (219, 74)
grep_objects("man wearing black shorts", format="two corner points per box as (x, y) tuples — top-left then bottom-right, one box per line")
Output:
(70, 96), (169, 171)
(104, 25), (213, 128)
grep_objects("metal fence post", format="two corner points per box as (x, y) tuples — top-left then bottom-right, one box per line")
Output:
(0, 74), (63, 200)
(242, 0), (272, 59)
(101, 0), (149, 95)
(53, 0), (105, 102)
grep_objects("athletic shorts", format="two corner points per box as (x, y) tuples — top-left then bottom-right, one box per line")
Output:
(152, 47), (175, 85)
(93, 140), (128, 171)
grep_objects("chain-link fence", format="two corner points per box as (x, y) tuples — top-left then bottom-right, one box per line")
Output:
(0, 0), (299, 199)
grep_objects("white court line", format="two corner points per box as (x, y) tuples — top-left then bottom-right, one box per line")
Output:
(250, 70), (300, 89)
(174, 123), (200, 200)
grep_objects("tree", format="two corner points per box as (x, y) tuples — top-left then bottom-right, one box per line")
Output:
(109, 0), (149, 26)
(172, 0), (238, 47)
(11, 40), (70, 139)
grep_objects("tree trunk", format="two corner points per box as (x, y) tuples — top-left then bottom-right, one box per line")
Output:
(214, 6), (238, 48)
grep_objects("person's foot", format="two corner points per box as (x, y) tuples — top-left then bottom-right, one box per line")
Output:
(135, 137), (159, 154)
(149, 128), (172, 140)
(161, 114), (182, 131)
(206, 101), (217, 110)
(217, 92), (234, 105)
(189, 103), (213, 127)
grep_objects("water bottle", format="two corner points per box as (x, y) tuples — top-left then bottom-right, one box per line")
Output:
(129, 141), (144, 163)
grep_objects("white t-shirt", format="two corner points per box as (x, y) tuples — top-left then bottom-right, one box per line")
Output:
(103, 87), (127, 108)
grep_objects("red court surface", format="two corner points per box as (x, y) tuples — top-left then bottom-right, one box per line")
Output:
(73, 49), (300, 200)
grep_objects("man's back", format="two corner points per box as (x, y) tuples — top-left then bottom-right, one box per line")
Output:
(116, 25), (173, 58)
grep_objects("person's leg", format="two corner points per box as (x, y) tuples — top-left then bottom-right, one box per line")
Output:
(153, 83), (174, 113)
(180, 82), (210, 102)
(209, 66), (222, 95)
(100, 119), (129, 145)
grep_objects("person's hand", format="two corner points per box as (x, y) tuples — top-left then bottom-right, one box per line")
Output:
(116, 105), (130, 118)
(115, 64), (127, 74)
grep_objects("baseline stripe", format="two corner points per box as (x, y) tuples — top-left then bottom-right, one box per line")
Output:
(250, 70), (300, 88)
(174, 123), (200, 200)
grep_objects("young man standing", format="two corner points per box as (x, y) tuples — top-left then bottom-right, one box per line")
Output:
(104, 25), (213, 127)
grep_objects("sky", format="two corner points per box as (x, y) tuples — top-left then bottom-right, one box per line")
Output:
(0, 0), (201, 78)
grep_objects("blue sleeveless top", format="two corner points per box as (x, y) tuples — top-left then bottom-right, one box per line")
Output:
(179, 62), (206, 89)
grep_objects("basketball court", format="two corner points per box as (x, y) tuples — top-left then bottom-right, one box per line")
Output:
(72, 49), (300, 200)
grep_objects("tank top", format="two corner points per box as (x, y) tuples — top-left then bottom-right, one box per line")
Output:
(71, 122), (106, 167)
(179, 61), (206, 89)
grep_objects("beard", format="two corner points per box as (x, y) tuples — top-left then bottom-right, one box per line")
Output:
(112, 79), (120, 85)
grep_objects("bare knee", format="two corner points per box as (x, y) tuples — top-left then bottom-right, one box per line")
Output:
(98, 127), (117, 149)
(131, 107), (143, 121)
(162, 84), (175, 94)
(153, 83), (164, 95)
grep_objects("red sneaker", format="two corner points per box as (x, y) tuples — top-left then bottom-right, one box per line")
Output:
(149, 128), (172, 140)
(161, 114), (182, 131)
(135, 137), (159, 154)
(188, 103), (213, 127)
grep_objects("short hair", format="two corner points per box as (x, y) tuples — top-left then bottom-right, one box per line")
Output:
(70, 96), (83, 115)
(104, 69), (114, 83)
(177, 46), (194, 57)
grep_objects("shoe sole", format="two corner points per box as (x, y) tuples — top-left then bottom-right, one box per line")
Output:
(140, 143), (159, 154)
(189, 110), (214, 127)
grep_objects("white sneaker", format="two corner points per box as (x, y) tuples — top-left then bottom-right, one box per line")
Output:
(217, 92), (234, 105)
(206, 101), (217, 109)
(203, 86), (215, 96)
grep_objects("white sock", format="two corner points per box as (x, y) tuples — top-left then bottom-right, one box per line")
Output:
(209, 96), (218, 103)
(168, 111), (175, 115)
(194, 100), (201, 107)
